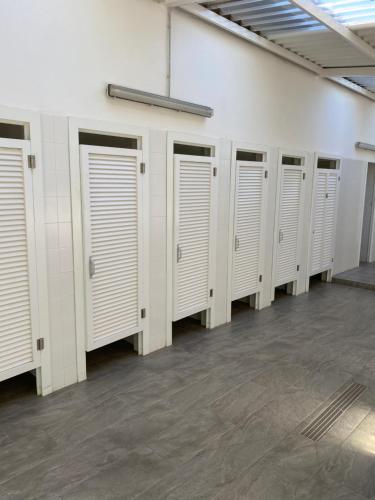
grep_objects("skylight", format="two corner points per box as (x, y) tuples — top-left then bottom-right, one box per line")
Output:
(314, 0), (375, 27)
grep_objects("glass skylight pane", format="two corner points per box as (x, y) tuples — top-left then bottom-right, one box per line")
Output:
(313, 0), (375, 27)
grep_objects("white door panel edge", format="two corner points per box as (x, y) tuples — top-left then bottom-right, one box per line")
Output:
(80, 145), (144, 351)
(0, 139), (41, 383)
(173, 153), (217, 322)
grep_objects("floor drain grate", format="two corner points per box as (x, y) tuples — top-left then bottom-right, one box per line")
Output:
(301, 382), (367, 441)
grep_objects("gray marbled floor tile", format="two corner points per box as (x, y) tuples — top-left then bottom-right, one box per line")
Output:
(135, 443), (265, 500)
(61, 446), (177, 500)
(209, 380), (269, 426)
(321, 427), (375, 499)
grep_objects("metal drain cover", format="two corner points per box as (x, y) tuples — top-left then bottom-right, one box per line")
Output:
(301, 382), (367, 441)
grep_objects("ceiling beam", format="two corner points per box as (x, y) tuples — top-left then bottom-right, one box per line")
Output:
(322, 66), (375, 77)
(288, 0), (375, 63)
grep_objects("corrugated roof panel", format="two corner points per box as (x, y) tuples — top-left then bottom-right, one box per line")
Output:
(200, 0), (375, 94)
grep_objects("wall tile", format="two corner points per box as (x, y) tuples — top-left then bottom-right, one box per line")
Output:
(57, 197), (71, 222)
(56, 170), (71, 197)
(45, 223), (59, 250)
(59, 247), (73, 273)
(44, 197), (58, 223)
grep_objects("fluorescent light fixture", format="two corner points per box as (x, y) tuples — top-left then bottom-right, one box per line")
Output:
(356, 141), (375, 152)
(107, 84), (213, 118)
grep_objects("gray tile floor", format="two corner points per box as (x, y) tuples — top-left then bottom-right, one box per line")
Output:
(1, 280), (375, 499)
(333, 262), (375, 291)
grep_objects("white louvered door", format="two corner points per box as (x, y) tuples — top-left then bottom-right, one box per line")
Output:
(173, 154), (216, 321)
(80, 145), (143, 351)
(310, 170), (339, 275)
(0, 140), (40, 382)
(322, 173), (339, 269)
(275, 166), (306, 287)
(232, 162), (267, 301)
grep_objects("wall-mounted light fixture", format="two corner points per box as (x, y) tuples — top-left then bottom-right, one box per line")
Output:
(107, 84), (213, 118)
(356, 142), (375, 152)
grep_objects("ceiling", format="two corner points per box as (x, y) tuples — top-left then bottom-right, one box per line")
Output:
(160, 0), (375, 101)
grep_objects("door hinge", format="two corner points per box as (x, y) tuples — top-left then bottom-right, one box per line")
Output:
(264, 170), (268, 179)
(213, 167), (217, 177)
(37, 338), (45, 351)
(209, 289), (214, 298)
(28, 154), (36, 169)
(259, 275), (263, 283)
(297, 265), (300, 272)
(332, 257), (334, 263)
(140, 162), (146, 174)
(141, 308), (146, 319)
(302, 173), (306, 180)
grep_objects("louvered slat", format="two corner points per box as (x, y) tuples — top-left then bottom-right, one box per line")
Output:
(82, 148), (140, 350)
(276, 168), (303, 286)
(233, 164), (265, 300)
(174, 157), (214, 320)
(0, 146), (34, 376)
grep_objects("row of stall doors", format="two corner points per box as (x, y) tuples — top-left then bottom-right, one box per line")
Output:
(0, 139), (339, 384)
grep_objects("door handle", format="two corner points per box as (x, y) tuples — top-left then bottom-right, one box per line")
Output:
(235, 236), (240, 251)
(279, 229), (284, 243)
(89, 256), (96, 278)
(177, 244), (182, 263)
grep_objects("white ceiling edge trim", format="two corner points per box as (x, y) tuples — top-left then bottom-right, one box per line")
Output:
(181, 3), (375, 102)
(289, 0), (375, 63)
(323, 67), (375, 77)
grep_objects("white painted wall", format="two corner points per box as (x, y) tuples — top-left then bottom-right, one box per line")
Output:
(334, 159), (368, 275)
(1, 0), (375, 390)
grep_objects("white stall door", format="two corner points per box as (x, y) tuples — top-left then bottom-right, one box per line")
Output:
(275, 166), (306, 287)
(232, 162), (267, 301)
(80, 145), (143, 351)
(0, 140), (40, 382)
(173, 154), (216, 321)
(310, 170), (339, 275)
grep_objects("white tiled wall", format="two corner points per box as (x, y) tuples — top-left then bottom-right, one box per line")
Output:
(41, 115), (78, 391)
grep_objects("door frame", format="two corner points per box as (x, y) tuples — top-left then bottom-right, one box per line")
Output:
(166, 131), (219, 346)
(226, 141), (271, 323)
(306, 152), (341, 290)
(271, 148), (311, 299)
(0, 105), (51, 395)
(69, 118), (150, 382)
